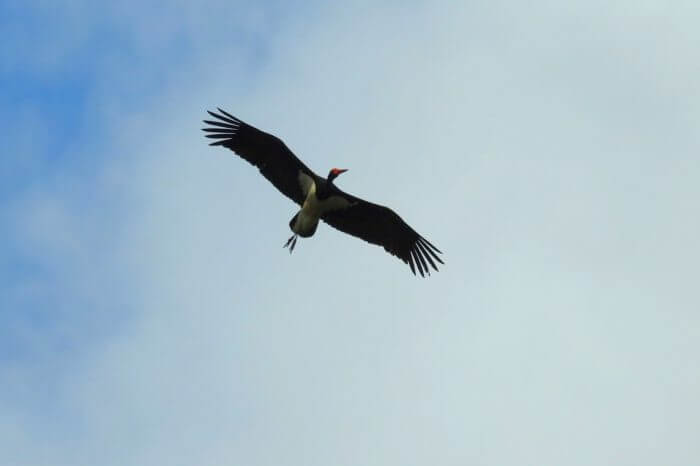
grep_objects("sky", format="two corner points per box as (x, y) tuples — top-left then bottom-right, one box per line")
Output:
(2, 1), (699, 464)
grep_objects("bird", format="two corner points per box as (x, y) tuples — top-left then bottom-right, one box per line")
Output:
(201, 108), (443, 276)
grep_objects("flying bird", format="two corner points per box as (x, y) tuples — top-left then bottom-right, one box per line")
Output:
(202, 108), (443, 276)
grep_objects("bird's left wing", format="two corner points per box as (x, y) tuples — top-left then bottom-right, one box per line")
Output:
(321, 194), (443, 277)
(202, 108), (318, 206)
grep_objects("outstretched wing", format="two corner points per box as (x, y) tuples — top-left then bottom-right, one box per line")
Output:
(321, 193), (443, 277)
(202, 108), (318, 206)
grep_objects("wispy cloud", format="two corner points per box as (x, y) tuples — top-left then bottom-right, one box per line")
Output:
(2, 1), (699, 465)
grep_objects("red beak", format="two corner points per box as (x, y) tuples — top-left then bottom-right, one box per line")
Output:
(332, 168), (348, 175)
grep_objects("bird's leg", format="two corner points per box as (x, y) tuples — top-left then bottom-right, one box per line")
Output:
(283, 234), (298, 253)
(283, 234), (295, 248)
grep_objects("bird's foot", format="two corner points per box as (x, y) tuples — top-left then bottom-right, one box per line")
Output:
(283, 234), (298, 253)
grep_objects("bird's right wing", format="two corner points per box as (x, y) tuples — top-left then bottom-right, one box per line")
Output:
(202, 108), (318, 206)
(321, 195), (443, 277)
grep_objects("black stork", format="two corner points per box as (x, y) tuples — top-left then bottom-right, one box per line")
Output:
(202, 108), (443, 276)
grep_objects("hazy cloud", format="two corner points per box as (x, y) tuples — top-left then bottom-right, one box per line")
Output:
(2, 1), (699, 465)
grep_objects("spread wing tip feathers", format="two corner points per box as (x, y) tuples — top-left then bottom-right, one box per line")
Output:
(405, 236), (443, 277)
(202, 108), (242, 146)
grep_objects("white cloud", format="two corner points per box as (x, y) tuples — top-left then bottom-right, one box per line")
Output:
(3, 1), (700, 465)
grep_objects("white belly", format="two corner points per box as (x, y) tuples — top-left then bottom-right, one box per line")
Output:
(292, 179), (353, 237)
(293, 209), (319, 237)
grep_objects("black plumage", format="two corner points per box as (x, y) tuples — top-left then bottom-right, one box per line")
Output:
(202, 108), (443, 276)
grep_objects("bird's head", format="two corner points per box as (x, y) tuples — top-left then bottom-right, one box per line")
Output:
(327, 168), (348, 183)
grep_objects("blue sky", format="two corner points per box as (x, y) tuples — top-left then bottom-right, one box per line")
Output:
(2, 1), (700, 465)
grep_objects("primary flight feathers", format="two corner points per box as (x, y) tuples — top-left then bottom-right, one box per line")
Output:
(202, 108), (443, 276)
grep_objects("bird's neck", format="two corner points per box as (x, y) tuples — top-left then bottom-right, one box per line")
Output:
(316, 179), (335, 199)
